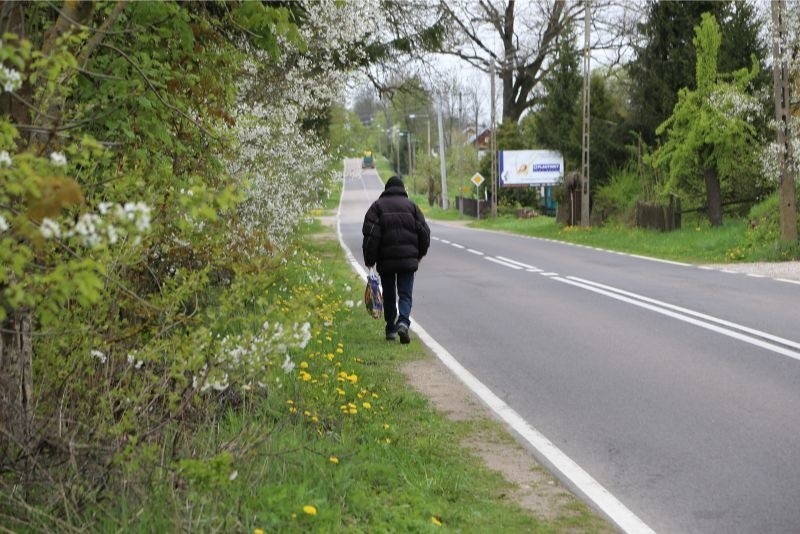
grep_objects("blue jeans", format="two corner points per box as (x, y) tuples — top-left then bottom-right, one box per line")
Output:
(380, 271), (415, 332)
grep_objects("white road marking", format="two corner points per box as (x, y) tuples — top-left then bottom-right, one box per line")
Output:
(441, 239), (451, 244)
(496, 256), (537, 270)
(540, 272), (559, 277)
(485, 257), (523, 270)
(467, 248), (484, 256)
(452, 243), (465, 249)
(410, 322), (656, 534)
(559, 276), (800, 359)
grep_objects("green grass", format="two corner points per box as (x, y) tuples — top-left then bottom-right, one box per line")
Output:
(93, 218), (609, 533)
(468, 214), (751, 263)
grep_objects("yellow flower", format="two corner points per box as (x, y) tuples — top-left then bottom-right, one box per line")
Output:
(254, 529), (265, 534)
(303, 505), (317, 516)
(311, 416), (319, 423)
(347, 374), (358, 385)
(336, 388), (345, 396)
(383, 423), (390, 430)
(336, 348), (343, 354)
(328, 456), (339, 464)
(431, 516), (442, 526)
(362, 402), (371, 410)
(299, 361), (309, 369)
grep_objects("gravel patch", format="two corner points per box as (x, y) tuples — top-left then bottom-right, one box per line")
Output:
(699, 261), (800, 281)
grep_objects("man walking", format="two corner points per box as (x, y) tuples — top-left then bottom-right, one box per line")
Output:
(362, 176), (430, 344)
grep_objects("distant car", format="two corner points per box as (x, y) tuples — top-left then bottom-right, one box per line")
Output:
(361, 150), (375, 169)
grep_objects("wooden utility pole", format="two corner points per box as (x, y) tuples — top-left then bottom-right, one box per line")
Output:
(580, 0), (591, 227)
(771, 0), (798, 242)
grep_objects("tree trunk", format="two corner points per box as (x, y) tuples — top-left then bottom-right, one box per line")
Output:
(704, 166), (723, 227)
(0, 307), (33, 449)
(771, 0), (798, 243)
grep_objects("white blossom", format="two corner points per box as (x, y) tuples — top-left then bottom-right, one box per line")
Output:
(0, 65), (22, 93)
(49, 151), (67, 167)
(91, 350), (107, 364)
(0, 151), (11, 167)
(39, 218), (61, 239)
(0, 214), (9, 232)
(281, 354), (295, 374)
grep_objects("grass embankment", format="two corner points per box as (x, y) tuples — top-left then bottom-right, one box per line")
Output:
(101, 217), (606, 532)
(469, 215), (749, 264)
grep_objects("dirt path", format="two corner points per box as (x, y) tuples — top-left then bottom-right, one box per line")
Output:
(401, 356), (614, 531)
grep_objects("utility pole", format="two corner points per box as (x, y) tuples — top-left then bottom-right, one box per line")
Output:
(437, 105), (449, 210)
(490, 59), (497, 218)
(771, 0), (798, 242)
(580, 0), (591, 227)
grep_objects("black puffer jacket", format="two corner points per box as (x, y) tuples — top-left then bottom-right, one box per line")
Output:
(362, 177), (430, 274)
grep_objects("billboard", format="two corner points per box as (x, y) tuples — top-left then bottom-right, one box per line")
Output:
(499, 150), (564, 186)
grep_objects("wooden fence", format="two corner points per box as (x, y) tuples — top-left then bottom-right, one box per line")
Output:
(635, 195), (681, 231)
(455, 196), (490, 218)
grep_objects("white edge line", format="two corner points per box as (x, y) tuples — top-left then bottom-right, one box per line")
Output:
(777, 278), (800, 285)
(410, 322), (655, 534)
(335, 197), (653, 534)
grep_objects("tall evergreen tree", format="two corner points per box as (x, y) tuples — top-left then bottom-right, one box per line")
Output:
(627, 0), (768, 145)
(532, 28), (582, 170)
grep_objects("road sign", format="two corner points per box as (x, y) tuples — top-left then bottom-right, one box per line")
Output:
(470, 173), (485, 187)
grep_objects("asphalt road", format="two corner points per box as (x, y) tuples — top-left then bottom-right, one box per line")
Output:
(339, 163), (800, 534)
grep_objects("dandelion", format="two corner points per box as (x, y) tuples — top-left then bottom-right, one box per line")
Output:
(328, 456), (339, 464)
(383, 423), (390, 430)
(49, 151), (67, 167)
(299, 361), (309, 369)
(362, 402), (371, 410)
(303, 505), (317, 516)
(254, 529), (265, 534)
(0, 150), (11, 167)
(431, 516), (442, 526)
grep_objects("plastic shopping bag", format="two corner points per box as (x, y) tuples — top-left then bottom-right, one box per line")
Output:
(364, 267), (383, 319)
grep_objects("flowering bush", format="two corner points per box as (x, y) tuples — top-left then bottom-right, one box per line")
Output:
(0, 2), (382, 526)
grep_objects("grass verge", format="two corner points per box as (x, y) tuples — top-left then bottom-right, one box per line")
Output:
(95, 217), (609, 533)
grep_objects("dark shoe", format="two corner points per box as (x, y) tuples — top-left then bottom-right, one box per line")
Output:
(397, 323), (410, 344)
(385, 330), (396, 341)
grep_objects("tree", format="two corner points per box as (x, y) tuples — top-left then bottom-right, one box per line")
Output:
(531, 28), (582, 169)
(770, 0), (798, 243)
(438, 0), (628, 123)
(628, 0), (769, 145)
(0, 0), (376, 519)
(649, 13), (762, 226)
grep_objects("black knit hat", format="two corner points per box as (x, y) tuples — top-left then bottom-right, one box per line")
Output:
(385, 175), (405, 190)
